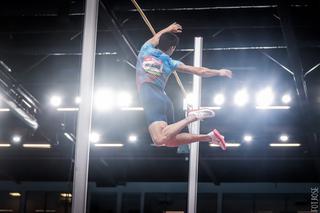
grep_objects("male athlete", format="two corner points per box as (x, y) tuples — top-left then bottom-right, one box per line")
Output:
(136, 23), (232, 150)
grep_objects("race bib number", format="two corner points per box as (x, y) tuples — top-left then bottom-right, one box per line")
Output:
(142, 56), (163, 76)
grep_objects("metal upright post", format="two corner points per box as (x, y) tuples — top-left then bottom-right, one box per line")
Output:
(187, 37), (203, 213)
(278, 1), (308, 104)
(71, 0), (99, 212)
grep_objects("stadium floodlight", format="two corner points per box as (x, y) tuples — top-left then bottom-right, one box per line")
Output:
(270, 143), (300, 147)
(94, 89), (114, 111)
(213, 94), (225, 106)
(12, 135), (21, 143)
(256, 87), (274, 106)
(75, 96), (81, 104)
(117, 91), (132, 107)
(279, 134), (289, 142)
(128, 134), (138, 143)
(243, 134), (253, 143)
(281, 94), (291, 104)
(50, 95), (62, 107)
(90, 132), (100, 143)
(234, 89), (249, 106)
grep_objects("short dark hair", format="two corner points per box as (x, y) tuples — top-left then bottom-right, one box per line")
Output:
(158, 32), (179, 52)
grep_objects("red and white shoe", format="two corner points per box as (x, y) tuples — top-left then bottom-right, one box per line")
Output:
(187, 108), (215, 121)
(208, 129), (226, 150)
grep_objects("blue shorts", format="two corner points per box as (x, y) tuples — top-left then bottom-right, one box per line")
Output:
(139, 83), (175, 126)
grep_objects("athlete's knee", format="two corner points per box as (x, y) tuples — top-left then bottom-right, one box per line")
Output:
(153, 135), (171, 146)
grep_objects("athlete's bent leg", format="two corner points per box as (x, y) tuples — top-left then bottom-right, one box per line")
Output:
(165, 133), (212, 147)
(148, 116), (211, 147)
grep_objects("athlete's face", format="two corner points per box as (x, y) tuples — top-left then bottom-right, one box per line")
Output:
(167, 46), (176, 56)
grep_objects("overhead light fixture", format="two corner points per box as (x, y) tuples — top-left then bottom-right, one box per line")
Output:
(234, 89), (249, 106)
(117, 91), (132, 107)
(243, 134), (253, 143)
(9, 192), (21, 197)
(60, 193), (72, 198)
(75, 96), (81, 104)
(279, 134), (289, 142)
(210, 143), (241, 147)
(281, 94), (291, 104)
(50, 95), (62, 107)
(0, 108), (10, 112)
(94, 89), (114, 111)
(213, 94), (225, 106)
(256, 106), (290, 110)
(90, 132), (100, 143)
(56, 107), (79, 112)
(94, 143), (124, 147)
(23, 144), (51, 149)
(128, 134), (138, 143)
(256, 87), (274, 106)
(12, 135), (22, 143)
(0, 144), (11, 148)
(270, 143), (301, 147)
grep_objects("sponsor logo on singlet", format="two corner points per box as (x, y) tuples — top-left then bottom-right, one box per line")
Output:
(142, 56), (163, 76)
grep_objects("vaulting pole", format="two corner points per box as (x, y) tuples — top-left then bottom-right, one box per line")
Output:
(187, 37), (203, 213)
(71, 0), (99, 212)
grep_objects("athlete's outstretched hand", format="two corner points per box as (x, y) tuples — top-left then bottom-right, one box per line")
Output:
(168, 22), (182, 33)
(218, 69), (232, 78)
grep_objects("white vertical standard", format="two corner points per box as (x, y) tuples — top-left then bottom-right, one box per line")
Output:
(187, 37), (203, 213)
(71, 0), (99, 212)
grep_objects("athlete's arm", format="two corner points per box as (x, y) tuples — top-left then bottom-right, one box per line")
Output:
(147, 23), (182, 46)
(176, 63), (232, 78)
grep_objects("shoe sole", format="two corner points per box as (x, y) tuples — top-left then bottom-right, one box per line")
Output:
(188, 109), (215, 120)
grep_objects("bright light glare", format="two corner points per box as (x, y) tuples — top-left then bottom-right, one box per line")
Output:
(256, 106), (290, 110)
(243, 135), (253, 142)
(210, 143), (241, 147)
(279, 134), (289, 142)
(256, 87), (274, 106)
(213, 94), (225, 106)
(185, 93), (195, 105)
(94, 89), (114, 111)
(75, 96), (81, 104)
(281, 94), (291, 104)
(117, 92), (132, 107)
(94, 143), (123, 147)
(50, 95), (62, 107)
(128, 134), (137, 143)
(90, 132), (100, 143)
(270, 143), (300, 147)
(9, 192), (21, 197)
(12, 135), (21, 143)
(60, 193), (72, 198)
(23, 144), (51, 148)
(234, 89), (249, 106)
(183, 93), (195, 110)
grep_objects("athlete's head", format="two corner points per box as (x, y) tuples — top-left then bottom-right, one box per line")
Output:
(158, 32), (179, 56)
